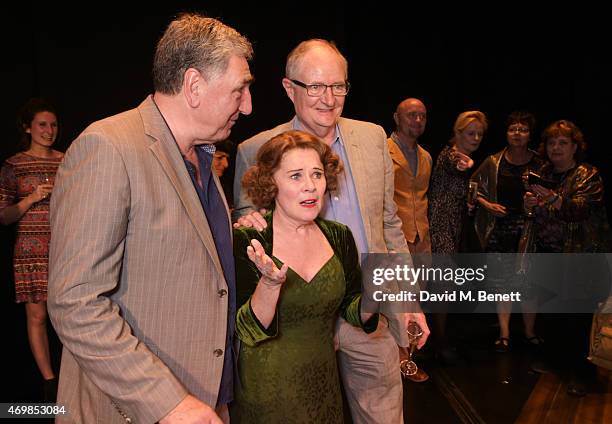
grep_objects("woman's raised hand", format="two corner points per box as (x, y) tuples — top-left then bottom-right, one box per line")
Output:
(451, 151), (474, 171)
(247, 239), (288, 287)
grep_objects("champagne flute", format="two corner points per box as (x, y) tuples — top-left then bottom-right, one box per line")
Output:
(522, 170), (535, 218)
(40, 174), (52, 201)
(400, 321), (423, 377)
(467, 181), (478, 216)
(467, 181), (478, 204)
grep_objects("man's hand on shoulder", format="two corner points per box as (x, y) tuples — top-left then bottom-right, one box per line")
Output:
(159, 395), (222, 424)
(233, 209), (268, 231)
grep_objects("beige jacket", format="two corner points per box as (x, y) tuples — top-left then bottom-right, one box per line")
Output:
(48, 96), (231, 423)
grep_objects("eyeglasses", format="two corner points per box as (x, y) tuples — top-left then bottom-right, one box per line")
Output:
(405, 112), (427, 121)
(507, 126), (530, 134)
(289, 79), (350, 97)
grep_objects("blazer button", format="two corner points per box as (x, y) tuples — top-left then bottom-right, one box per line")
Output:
(214, 348), (224, 357)
(218, 289), (227, 297)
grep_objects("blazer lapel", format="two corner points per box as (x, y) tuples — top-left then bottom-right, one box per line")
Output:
(139, 97), (225, 277)
(389, 140), (414, 176)
(415, 145), (428, 179)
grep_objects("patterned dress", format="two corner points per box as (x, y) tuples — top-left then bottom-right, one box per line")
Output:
(0, 152), (63, 303)
(428, 145), (471, 253)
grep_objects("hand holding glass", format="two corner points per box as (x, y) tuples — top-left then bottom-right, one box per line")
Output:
(400, 321), (423, 377)
(522, 170), (535, 217)
(39, 175), (53, 200)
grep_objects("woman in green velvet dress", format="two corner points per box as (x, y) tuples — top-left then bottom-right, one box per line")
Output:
(233, 130), (378, 423)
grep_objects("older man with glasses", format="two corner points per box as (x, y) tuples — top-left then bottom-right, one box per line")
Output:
(233, 38), (429, 424)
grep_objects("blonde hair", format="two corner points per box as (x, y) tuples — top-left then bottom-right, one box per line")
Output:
(450, 111), (488, 144)
(454, 111), (487, 133)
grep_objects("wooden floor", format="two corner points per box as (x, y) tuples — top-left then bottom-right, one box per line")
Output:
(5, 303), (612, 423)
(399, 314), (612, 424)
(517, 370), (612, 424)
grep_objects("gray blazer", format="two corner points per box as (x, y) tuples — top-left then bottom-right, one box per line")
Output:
(48, 96), (231, 423)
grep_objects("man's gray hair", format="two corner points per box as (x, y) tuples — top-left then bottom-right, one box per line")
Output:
(153, 13), (253, 94)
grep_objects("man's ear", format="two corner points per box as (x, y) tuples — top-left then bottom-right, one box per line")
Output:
(282, 78), (295, 103)
(183, 68), (204, 108)
(393, 112), (399, 127)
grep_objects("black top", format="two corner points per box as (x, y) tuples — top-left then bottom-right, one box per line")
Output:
(497, 154), (539, 214)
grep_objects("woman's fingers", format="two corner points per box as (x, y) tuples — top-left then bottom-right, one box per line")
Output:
(247, 239), (286, 282)
(278, 263), (289, 278)
(32, 184), (54, 202)
(531, 184), (551, 198)
(249, 239), (264, 254)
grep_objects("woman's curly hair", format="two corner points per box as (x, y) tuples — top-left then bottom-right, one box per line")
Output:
(242, 130), (343, 209)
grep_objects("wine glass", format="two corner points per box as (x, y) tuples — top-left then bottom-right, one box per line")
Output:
(400, 321), (423, 377)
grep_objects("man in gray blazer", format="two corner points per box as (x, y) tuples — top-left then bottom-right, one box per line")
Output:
(233, 39), (429, 424)
(48, 13), (253, 424)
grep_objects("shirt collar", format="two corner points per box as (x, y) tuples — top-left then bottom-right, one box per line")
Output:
(390, 131), (400, 145)
(198, 144), (216, 155)
(391, 131), (417, 152)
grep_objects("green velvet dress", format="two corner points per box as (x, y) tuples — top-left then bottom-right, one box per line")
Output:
(233, 215), (378, 423)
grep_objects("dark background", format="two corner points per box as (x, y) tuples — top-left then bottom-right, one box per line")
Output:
(2, 2), (611, 401)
